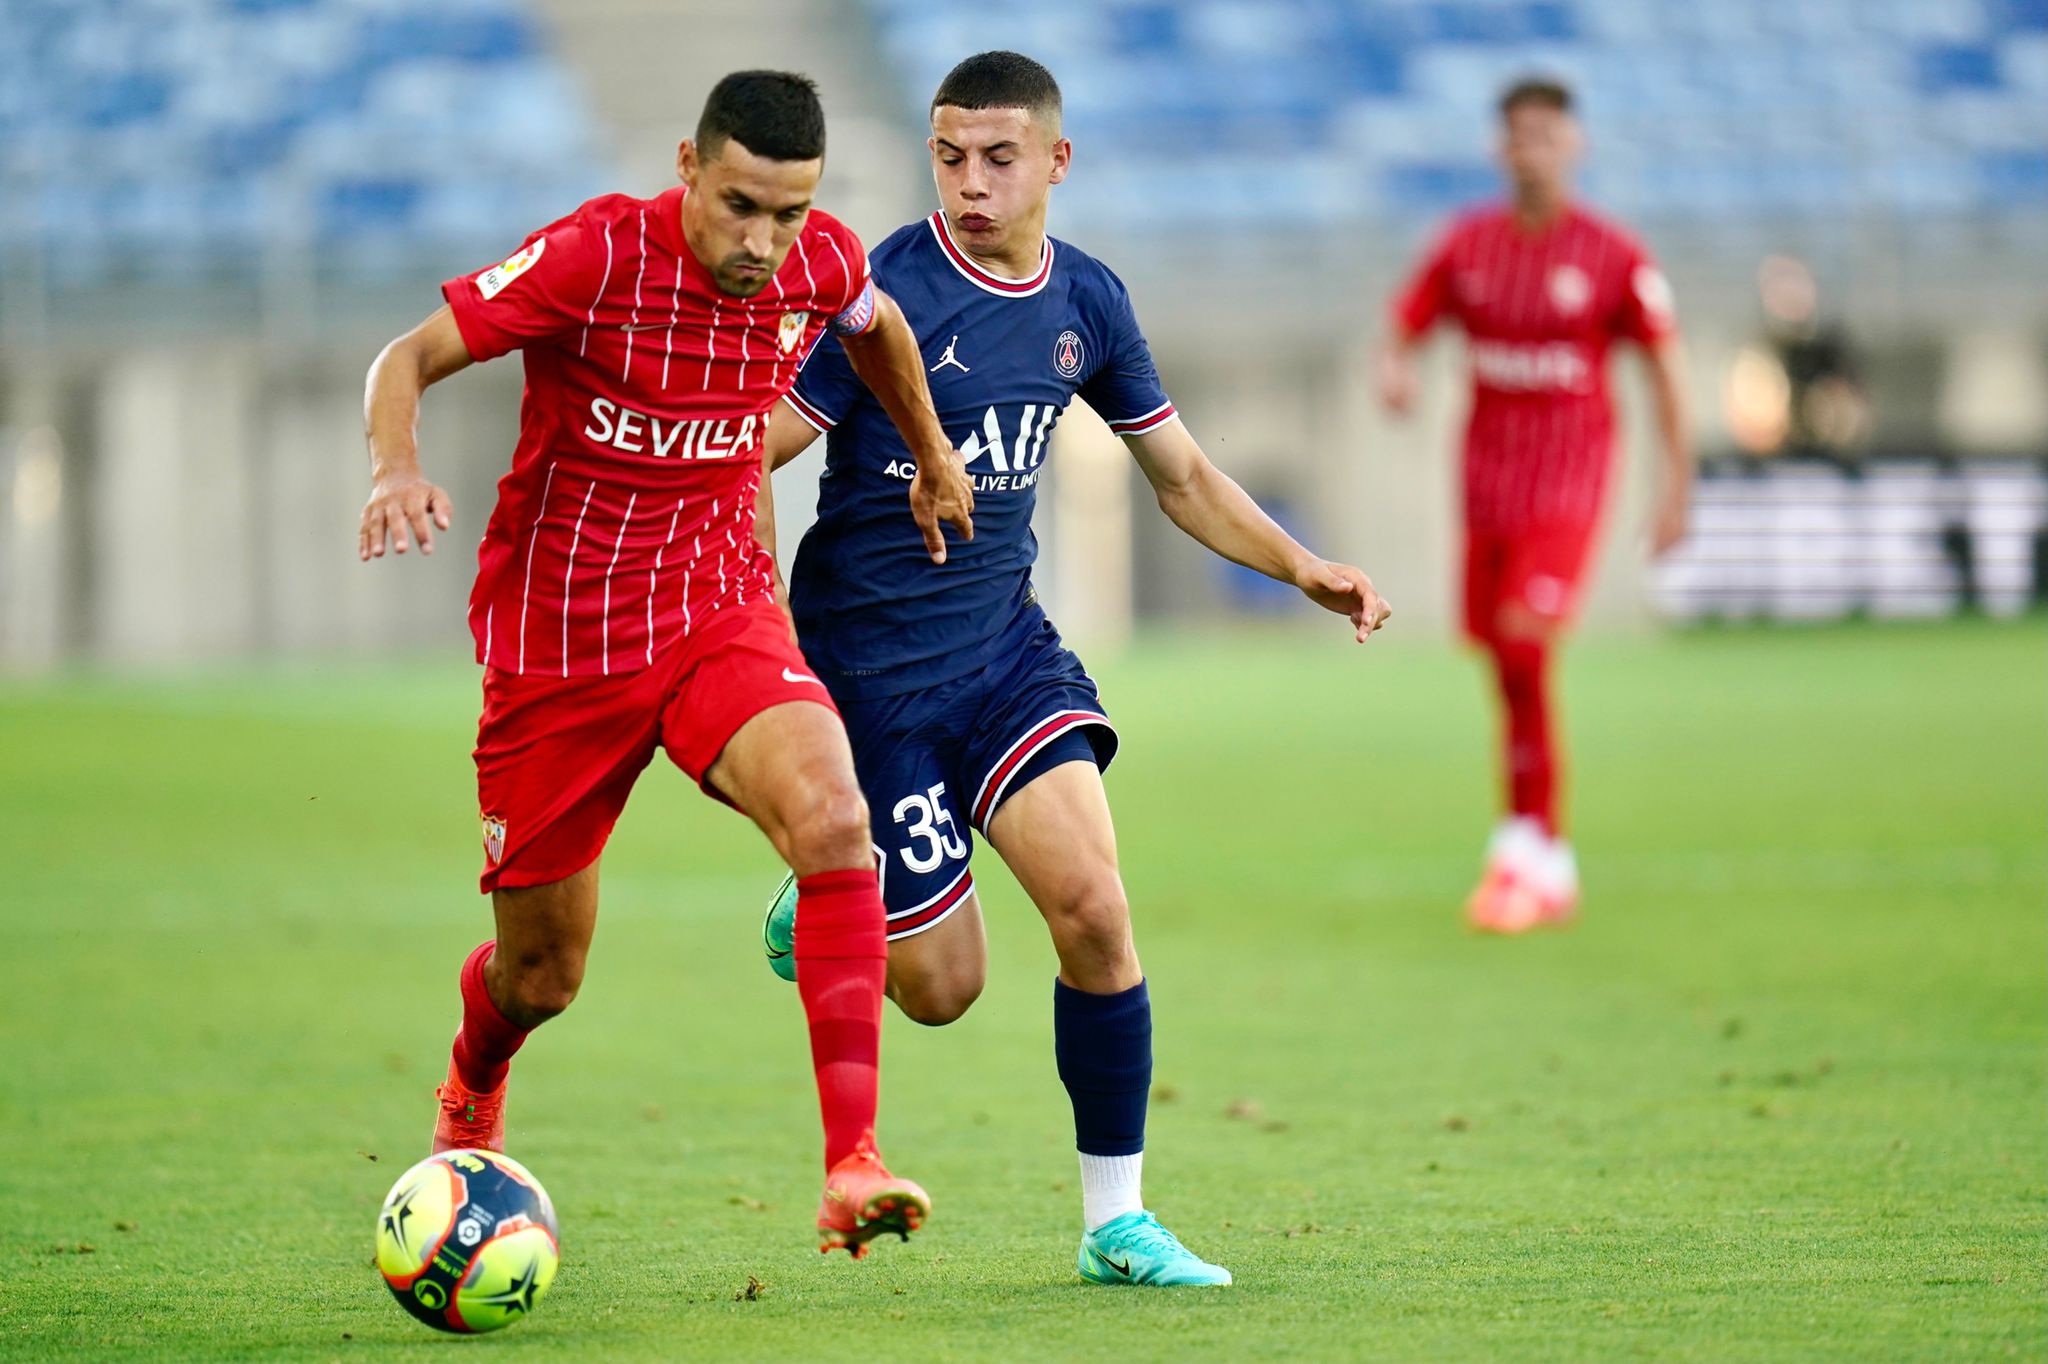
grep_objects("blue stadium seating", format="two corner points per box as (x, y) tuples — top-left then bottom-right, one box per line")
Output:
(0, 0), (604, 285)
(2, 1), (2039, 280)
(865, 0), (2048, 236)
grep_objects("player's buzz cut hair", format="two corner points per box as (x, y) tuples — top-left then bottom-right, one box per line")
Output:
(1499, 76), (1574, 118)
(930, 50), (1063, 136)
(696, 70), (827, 162)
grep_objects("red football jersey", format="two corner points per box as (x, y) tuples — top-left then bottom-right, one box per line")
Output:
(1393, 203), (1675, 532)
(442, 186), (876, 677)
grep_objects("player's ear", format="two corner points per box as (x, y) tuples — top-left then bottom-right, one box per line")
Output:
(1048, 137), (1072, 187)
(676, 138), (699, 187)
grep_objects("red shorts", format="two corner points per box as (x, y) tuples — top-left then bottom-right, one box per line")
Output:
(472, 597), (836, 892)
(1463, 522), (1601, 644)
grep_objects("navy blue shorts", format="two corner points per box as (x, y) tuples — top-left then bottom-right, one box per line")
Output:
(833, 617), (1116, 939)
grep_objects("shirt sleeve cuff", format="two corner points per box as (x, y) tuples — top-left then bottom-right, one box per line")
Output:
(440, 278), (510, 364)
(785, 388), (838, 432)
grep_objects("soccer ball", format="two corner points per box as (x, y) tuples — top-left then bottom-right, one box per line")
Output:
(374, 1149), (560, 1334)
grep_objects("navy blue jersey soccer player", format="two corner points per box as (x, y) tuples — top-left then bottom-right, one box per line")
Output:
(755, 52), (1391, 1287)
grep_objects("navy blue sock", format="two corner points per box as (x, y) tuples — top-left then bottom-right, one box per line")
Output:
(1053, 977), (1152, 1156)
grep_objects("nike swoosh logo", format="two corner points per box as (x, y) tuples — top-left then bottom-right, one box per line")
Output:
(782, 668), (822, 686)
(1101, 1254), (1132, 1277)
(618, 322), (670, 333)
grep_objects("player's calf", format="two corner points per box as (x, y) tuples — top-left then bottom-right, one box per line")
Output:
(433, 872), (599, 1155)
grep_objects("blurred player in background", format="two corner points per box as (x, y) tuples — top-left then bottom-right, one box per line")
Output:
(358, 71), (976, 1257)
(755, 51), (1390, 1287)
(1378, 77), (1692, 934)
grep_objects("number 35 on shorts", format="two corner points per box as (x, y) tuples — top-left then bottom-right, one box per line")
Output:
(891, 782), (968, 875)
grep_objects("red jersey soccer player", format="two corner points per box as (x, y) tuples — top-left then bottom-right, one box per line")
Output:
(1379, 77), (1692, 934)
(358, 72), (976, 1256)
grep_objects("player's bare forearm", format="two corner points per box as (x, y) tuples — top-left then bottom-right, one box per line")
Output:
(838, 292), (949, 467)
(838, 290), (974, 562)
(1645, 336), (1694, 554)
(1130, 422), (1390, 640)
(360, 306), (473, 560)
(753, 442), (790, 609)
(765, 397), (823, 473)
(1148, 443), (1312, 581)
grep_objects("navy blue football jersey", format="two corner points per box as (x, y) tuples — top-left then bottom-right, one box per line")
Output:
(785, 213), (1175, 698)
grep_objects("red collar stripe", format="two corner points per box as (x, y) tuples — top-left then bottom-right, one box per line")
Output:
(926, 214), (1054, 297)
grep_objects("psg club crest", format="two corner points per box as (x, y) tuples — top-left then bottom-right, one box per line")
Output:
(481, 814), (507, 865)
(778, 311), (810, 354)
(1053, 329), (1084, 379)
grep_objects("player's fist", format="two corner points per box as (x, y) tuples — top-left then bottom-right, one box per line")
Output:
(1377, 347), (1417, 417)
(910, 448), (975, 565)
(1650, 485), (1689, 557)
(1296, 559), (1392, 643)
(359, 471), (452, 561)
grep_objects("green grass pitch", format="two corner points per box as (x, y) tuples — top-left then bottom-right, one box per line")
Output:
(2, 622), (2042, 1362)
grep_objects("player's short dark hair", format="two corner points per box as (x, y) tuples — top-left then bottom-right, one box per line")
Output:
(697, 70), (826, 162)
(931, 50), (1063, 134)
(1499, 76), (1574, 118)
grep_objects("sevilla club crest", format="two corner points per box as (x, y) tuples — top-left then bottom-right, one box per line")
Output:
(1548, 264), (1591, 316)
(481, 814), (507, 865)
(1053, 329), (1084, 379)
(778, 311), (810, 354)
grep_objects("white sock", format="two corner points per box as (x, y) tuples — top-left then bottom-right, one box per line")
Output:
(1538, 837), (1579, 898)
(1486, 815), (1548, 871)
(1079, 1151), (1144, 1232)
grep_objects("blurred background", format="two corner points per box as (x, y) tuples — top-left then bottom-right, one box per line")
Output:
(2, 0), (2045, 670)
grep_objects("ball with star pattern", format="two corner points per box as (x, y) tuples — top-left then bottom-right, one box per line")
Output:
(374, 1148), (560, 1333)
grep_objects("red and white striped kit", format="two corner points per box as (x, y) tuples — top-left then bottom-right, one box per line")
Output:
(444, 186), (872, 677)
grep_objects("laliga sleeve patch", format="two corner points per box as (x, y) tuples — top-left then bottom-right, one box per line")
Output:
(1632, 264), (1674, 323)
(477, 239), (547, 301)
(827, 277), (877, 337)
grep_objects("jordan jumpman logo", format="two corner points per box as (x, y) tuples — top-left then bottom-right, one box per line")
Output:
(929, 335), (970, 374)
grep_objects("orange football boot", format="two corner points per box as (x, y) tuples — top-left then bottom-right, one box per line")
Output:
(1466, 864), (1577, 934)
(432, 1059), (508, 1154)
(1465, 864), (1548, 934)
(816, 1134), (930, 1258)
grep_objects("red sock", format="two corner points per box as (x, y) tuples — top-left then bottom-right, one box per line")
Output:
(451, 940), (529, 1094)
(1491, 637), (1561, 836)
(793, 868), (888, 1170)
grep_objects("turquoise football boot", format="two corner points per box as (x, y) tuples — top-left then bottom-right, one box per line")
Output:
(762, 872), (798, 982)
(1077, 1211), (1232, 1287)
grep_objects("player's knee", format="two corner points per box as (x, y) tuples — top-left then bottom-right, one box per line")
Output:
(1494, 601), (1561, 644)
(892, 968), (984, 1027)
(780, 777), (872, 874)
(497, 950), (584, 1026)
(1046, 881), (1133, 958)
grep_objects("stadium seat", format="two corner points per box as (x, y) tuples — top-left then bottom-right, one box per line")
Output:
(0, 0), (604, 280)
(852, 0), (2048, 239)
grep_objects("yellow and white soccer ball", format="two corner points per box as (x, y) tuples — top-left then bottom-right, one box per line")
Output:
(374, 1149), (560, 1334)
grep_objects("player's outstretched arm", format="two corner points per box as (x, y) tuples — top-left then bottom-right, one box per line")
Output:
(1128, 420), (1392, 642)
(837, 289), (974, 564)
(360, 305), (474, 561)
(1644, 335), (1694, 556)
